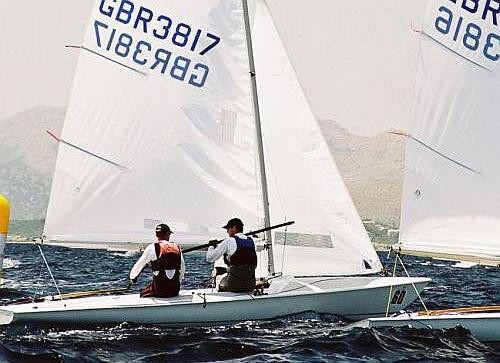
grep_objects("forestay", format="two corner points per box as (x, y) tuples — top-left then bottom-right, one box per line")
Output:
(252, 1), (382, 277)
(399, 0), (500, 263)
(44, 0), (263, 246)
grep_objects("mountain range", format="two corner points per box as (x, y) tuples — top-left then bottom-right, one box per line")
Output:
(0, 106), (405, 225)
(0, 106), (63, 219)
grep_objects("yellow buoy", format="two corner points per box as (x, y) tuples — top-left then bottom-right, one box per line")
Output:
(0, 194), (9, 283)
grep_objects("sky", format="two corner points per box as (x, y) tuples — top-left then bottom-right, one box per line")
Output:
(0, 0), (426, 136)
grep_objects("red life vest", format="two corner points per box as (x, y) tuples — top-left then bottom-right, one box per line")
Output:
(151, 241), (181, 274)
(140, 241), (181, 298)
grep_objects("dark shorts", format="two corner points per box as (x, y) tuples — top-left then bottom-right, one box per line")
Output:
(140, 277), (180, 298)
(218, 265), (256, 293)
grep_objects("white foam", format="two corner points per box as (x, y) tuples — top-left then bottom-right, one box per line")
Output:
(2, 258), (20, 269)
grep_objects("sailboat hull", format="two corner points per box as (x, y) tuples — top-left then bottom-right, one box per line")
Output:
(0, 276), (429, 326)
(348, 312), (500, 342)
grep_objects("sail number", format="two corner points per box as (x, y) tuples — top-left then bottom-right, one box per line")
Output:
(92, 0), (223, 88)
(433, 4), (499, 63)
(390, 290), (406, 305)
(98, 0), (220, 56)
(94, 20), (209, 88)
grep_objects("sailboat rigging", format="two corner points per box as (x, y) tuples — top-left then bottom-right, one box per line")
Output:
(0, 0), (429, 326)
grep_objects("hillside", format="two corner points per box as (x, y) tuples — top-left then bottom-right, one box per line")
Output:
(0, 106), (63, 219)
(319, 120), (405, 226)
(0, 106), (405, 225)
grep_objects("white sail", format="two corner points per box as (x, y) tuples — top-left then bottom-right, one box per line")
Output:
(399, 0), (500, 263)
(45, 0), (381, 277)
(252, 1), (382, 276)
(44, 0), (263, 246)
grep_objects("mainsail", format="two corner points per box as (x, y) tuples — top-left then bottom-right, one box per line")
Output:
(45, 0), (262, 246)
(399, 0), (500, 264)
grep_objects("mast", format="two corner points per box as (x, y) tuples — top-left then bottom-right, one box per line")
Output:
(242, 0), (275, 275)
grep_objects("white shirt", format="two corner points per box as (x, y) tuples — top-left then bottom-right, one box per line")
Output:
(130, 240), (185, 281)
(206, 233), (247, 263)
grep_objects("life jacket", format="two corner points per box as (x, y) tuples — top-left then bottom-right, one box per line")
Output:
(151, 241), (181, 276)
(225, 235), (257, 267)
(141, 241), (182, 298)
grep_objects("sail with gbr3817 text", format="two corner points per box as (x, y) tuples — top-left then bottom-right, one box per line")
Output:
(43, 0), (382, 277)
(45, 0), (264, 248)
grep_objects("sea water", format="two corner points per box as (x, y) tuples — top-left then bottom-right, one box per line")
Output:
(0, 243), (498, 362)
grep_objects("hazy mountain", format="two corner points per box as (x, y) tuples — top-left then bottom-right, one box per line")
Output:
(0, 107), (405, 225)
(0, 106), (64, 219)
(319, 120), (405, 226)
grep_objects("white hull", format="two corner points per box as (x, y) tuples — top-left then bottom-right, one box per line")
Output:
(0, 276), (429, 326)
(349, 311), (500, 342)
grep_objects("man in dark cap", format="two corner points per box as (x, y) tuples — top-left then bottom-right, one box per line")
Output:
(206, 218), (257, 292)
(130, 223), (185, 298)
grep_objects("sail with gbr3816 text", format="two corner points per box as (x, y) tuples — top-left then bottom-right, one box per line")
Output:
(398, 0), (500, 264)
(347, 1), (500, 341)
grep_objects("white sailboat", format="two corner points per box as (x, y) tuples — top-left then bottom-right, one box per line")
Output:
(348, 0), (500, 341)
(0, 0), (429, 326)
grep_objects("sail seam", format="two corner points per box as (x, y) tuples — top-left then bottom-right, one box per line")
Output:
(391, 131), (479, 174)
(80, 45), (148, 76)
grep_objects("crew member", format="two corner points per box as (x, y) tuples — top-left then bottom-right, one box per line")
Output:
(130, 223), (185, 298)
(206, 218), (257, 292)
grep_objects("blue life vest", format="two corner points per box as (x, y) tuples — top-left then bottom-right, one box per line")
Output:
(226, 235), (257, 267)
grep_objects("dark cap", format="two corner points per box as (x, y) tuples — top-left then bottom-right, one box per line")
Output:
(155, 223), (173, 234)
(222, 218), (244, 231)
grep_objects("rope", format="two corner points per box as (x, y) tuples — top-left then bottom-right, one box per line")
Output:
(37, 243), (66, 307)
(385, 250), (398, 317)
(396, 253), (429, 315)
(279, 225), (289, 275)
(33, 258), (45, 300)
(384, 249), (429, 317)
(262, 134), (286, 220)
